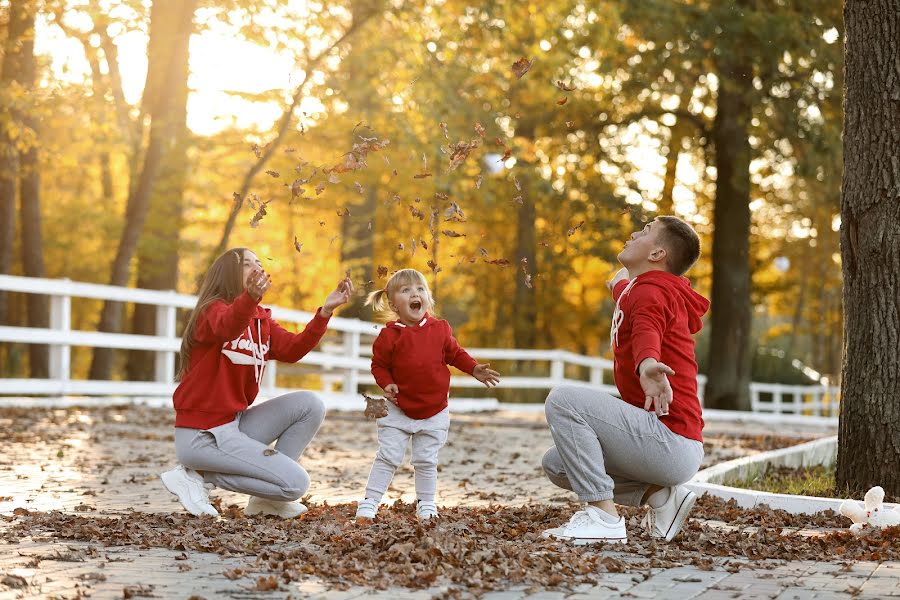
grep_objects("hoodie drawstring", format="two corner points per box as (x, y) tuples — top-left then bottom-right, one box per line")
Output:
(610, 278), (638, 349)
(246, 321), (267, 385)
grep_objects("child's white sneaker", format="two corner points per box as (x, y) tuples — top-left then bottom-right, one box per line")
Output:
(355, 498), (378, 521)
(416, 500), (438, 521)
(160, 465), (218, 517)
(542, 506), (627, 545)
(245, 497), (308, 519)
(641, 485), (697, 541)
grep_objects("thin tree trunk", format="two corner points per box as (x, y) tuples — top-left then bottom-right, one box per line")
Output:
(658, 119), (690, 215)
(704, 57), (754, 411)
(90, 0), (197, 380)
(836, 0), (900, 496)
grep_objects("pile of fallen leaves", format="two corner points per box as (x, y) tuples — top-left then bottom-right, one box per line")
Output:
(4, 497), (899, 596)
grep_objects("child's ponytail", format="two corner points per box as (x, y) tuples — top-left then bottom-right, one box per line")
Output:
(365, 288), (390, 312)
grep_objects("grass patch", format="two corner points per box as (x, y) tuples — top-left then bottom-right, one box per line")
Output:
(726, 464), (900, 503)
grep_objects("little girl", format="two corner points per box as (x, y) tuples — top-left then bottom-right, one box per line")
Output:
(160, 247), (352, 518)
(355, 268), (500, 522)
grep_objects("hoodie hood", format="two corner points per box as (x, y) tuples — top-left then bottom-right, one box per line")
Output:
(632, 270), (709, 333)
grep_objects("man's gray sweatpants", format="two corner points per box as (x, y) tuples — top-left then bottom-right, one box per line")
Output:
(542, 385), (704, 506)
(174, 391), (325, 501)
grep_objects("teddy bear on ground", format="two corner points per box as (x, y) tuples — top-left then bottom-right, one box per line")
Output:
(839, 486), (900, 535)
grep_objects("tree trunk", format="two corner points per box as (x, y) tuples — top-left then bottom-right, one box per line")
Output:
(14, 2), (49, 377)
(0, 0), (34, 326)
(89, 0), (197, 380)
(340, 183), (376, 319)
(704, 57), (753, 411)
(658, 119), (690, 215)
(835, 0), (900, 497)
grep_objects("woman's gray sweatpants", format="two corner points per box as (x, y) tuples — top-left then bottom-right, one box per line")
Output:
(174, 391), (325, 502)
(542, 385), (704, 506)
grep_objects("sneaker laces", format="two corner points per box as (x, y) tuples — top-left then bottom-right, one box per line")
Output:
(565, 510), (595, 530)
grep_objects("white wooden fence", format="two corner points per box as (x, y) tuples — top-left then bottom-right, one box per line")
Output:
(0, 275), (840, 416)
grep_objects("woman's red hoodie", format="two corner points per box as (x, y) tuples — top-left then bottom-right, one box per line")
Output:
(173, 290), (330, 429)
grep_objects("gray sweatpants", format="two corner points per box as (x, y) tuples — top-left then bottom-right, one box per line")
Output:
(174, 391), (325, 502)
(363, 402), (450, 503)
(542, 385), (704, 506)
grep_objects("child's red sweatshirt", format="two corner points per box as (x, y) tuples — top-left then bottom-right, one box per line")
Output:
(370, 314), (478, 419)
(173, 290), (330, 429)
(611, 271), (710, 442)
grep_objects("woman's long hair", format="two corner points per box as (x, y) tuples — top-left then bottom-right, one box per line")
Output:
(176, 248), (248, 381)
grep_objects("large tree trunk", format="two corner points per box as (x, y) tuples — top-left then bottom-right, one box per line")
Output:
(89, 0), (197, 380)
(14, 2), (49, 377)
(835, 0), (900, 497)
(703, 57), (754, 411)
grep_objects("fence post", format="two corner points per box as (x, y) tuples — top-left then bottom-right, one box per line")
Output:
(750, 385), (760, 412)
(343, 330), (361, 395)
(550, 352), (565, 384)
(48, 291), (71, 381)
(155, 300), (177, 383)
(773, 387), (783, 414)
(589, 365), (602, 386)
(263, 361), (277, 396)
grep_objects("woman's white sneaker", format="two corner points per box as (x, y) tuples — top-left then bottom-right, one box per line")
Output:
(416, 500), (439, 521)
(542, 506), (627, 545)
(641, 485), (697, 541)
(245, 497), (308, 519)
(160, 465), (218, 517)
(355, 498), (378, 522)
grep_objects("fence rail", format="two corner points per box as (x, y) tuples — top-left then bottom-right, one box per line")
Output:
(0, 275), (839, 416)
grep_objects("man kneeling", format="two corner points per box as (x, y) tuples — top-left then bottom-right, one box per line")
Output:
(542, 216), (709, 544)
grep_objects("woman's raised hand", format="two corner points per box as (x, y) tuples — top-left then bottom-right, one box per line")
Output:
(247, 269), (272, 301)
(322, 276), (354, 315)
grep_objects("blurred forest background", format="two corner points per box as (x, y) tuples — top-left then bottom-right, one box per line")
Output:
(0, 0), (843, 409)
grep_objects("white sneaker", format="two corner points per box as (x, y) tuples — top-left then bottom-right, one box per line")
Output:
(355, 498), (378, 521)
(416, 500), (439, 521)
(641, 486), (697, 541)
(245, 497), (308, 519)
(542, 507), (627, 545)
(160, 465), (218, 517)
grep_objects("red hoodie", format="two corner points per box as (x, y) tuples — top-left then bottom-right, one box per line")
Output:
(173, 290), (331, 429)
(371, 314), (478, 419)
(611, 271), (710, 442)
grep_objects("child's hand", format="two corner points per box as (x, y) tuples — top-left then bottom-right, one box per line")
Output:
(383, 384), (399, 405)
(473, 363), (501, 388)
(606, 268), (629, 293)
(247, 269), (272, 301)
(322, 276), (354, 316)
(638, 358), (675, 416)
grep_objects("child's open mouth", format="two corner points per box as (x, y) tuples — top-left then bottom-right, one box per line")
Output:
(410, 301), (422, 311)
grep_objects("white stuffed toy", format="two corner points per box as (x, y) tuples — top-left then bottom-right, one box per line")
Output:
(839, 486), (900, 535)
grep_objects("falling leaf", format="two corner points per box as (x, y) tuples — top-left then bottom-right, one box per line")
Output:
(315, 182), (326, 195)
(250, 143), (262, 158)
(475, 175), (483, 189)
(427, 259), (441, 273)
(521, 258), (534, 289)
(293, 237), (303, 254)
(232, 192), (243, 206)
(318, 220), (325, 227)
(414, 172), (432, 179)
(392, 193), (402, 204)
(512, 195), (524, 205)
(328, 173), (340, 184)
(485, 258), (511, 267)
(368, 221), (372, 231)
(513, 176), (521, 191)
(444, 202), (466, 222)
(441, 230), (466, 238)
(377, 265), (389, 279)
(410, 206), (425, 220)
(398, 242), (405, 250)
(266, 170), (280, 178)
(567, 220), (585, 237)
(499, 148), (512, 162)
(354, 182), (364, 195)
(566, 121), (575, 128)
(337, 208), (350, 217)
(448, 139), (481, 171)
(555, 80), (576, 91)
(511, 57), (534, 79)
(421, 239), (428, 250)
(362, 393), (388, 420)
(556, 97), (568, 106)
(479, 247), (489, 257)
(474, 122), (485, 137)
(284, 147), (296, 153)
(411, 238), (418, 256)
(439, 122), (449, 139)
(249, 199), (272, 229)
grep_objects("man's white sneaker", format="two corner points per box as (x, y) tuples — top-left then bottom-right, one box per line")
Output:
(245, 497), (308, 519)
(641, 485), (697, 541)
(542, 507), (627, 545)
(355, 498), (378, 521)
(416, 500), (439, 521)
(160, 465), (218, 517)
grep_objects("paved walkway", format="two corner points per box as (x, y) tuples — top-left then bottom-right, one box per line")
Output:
(3, 403), (895, 599)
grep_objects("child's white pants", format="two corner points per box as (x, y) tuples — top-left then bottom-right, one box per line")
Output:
(363, 402), (449, 503)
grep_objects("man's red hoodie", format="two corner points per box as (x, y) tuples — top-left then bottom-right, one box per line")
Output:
(173, 290), (330, 429)
(611, 271), (710, 442)
(371, 315), (478, 419)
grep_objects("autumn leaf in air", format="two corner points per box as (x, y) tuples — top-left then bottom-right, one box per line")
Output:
(485, 258), (511, 267)
(441, 230), (466, 238)
(474, 122), (485, 138)
(377, 265), (389, 279)
(448, 139), (481, 171)
(427, 259), (441, 273)
(293, 237), (303, 254)
(440, 122), (450, 139)
(555, 80), (576, 91)
(266, 170), (280, 178)
(444, 202), (466, 222)
(567, 220), (585, 237)
(556, 97), (568, 106)
(511, 57), (534, 79)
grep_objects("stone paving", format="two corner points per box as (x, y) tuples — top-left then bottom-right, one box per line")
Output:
(2, 403), (895, 599)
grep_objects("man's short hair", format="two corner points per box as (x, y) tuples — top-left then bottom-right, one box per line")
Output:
(656, 216), (701, 276)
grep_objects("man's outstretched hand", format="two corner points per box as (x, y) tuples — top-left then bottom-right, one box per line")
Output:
(638, 358), (675, 416)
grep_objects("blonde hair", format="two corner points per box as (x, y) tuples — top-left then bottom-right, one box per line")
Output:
(177, 248), (248, 381)
(365, 268), (435, 318)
